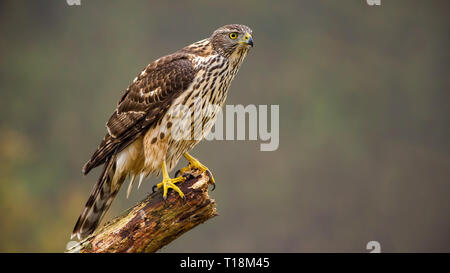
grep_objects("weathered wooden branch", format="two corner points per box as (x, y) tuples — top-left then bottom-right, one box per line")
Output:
(67, 170), (217, 253)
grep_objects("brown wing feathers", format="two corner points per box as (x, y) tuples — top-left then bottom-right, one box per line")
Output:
(82, 54), (196, 175)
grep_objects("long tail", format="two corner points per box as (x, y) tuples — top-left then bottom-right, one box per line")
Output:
(71, 155), (126, 240)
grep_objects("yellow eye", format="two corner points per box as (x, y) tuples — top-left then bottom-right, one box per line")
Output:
(229, 33), (238, 39)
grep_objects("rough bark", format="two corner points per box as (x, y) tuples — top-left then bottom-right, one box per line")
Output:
(66, 169), (217, 253)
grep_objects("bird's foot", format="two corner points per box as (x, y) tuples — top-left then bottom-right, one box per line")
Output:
(180, 153), (215, 185)
(156, 175), (186, 200)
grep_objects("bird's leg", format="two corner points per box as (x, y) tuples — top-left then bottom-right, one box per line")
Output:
(179, 153), (215, 184)
(156, 160), (186, 199)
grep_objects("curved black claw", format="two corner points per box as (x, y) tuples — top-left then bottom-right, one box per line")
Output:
(205, 169), (212, 180)
(152, 184), (158, 193)
(205, 170), (216, 191)
(175, 169), (181, 177)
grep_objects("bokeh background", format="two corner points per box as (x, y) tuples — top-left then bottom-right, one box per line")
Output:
(0, 0), (449, 252)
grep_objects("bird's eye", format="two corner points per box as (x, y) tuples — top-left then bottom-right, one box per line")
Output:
(229, 33), (238, 40)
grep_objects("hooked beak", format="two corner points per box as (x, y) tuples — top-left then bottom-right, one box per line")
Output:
(239, 32), (254, 47)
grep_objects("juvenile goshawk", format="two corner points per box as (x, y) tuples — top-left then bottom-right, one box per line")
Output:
(72, 24), (253, 240)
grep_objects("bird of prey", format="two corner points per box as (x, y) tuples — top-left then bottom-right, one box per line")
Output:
(72, 24), (253, 240)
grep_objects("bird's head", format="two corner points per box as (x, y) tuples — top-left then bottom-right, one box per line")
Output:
(210, 24), (253, 58)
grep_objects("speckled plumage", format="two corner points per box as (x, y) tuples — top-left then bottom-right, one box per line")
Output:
(72, 24), (253, 240)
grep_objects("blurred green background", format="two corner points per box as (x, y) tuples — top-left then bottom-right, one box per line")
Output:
(0, 0), (449, 252)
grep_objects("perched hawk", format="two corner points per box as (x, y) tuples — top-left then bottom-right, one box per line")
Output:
(72, 24), (253, 240)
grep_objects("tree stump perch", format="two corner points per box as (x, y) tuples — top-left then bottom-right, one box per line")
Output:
(66, 169), (217, 253)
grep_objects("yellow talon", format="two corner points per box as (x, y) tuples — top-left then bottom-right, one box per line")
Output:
(181, 153), (215, 184)
(157, 160), (186, 199)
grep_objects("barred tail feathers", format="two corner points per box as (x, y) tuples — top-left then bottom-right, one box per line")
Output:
(71, 155), (126, 240)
